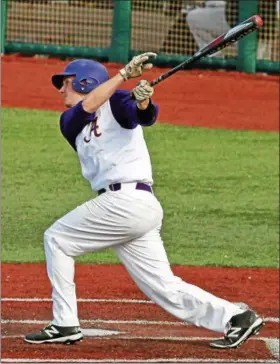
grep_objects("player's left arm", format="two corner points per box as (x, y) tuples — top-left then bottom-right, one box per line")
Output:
(109, 84), (158, 129)
(135, 99), (158, 126)
(132, 80), (158, 126)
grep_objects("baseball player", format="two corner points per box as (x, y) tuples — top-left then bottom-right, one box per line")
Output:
(24, 54), (263, 349)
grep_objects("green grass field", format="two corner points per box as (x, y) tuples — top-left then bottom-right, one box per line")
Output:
(2, 107), (279, 267)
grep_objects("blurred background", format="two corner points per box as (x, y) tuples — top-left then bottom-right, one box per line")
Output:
(2, 0), (280, 74)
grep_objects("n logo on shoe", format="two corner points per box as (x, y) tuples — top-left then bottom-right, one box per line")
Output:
(227, 327), (242, 338)
(45, 326), (60, 337)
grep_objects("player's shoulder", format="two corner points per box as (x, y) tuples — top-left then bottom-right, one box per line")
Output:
(110, 89), (131, 101)
(61, 100), (83, 116)
(114, 89), (130, 96)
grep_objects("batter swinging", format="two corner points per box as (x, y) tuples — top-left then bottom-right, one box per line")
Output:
(24, 54), (264, 349)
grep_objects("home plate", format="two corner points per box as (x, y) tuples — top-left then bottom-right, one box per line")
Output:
(81, 328), (121, 337)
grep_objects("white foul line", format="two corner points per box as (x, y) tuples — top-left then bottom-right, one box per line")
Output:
(2, 298), (279, 361)
(2, 319), (278, 359)
(2, 297), (153, 304)
(2, 297), (279, 323)
(1, 317), (279, 325)
(1, 319), (185, 325)
(0, 334), (273, 342)
(0, 297), (261, 308)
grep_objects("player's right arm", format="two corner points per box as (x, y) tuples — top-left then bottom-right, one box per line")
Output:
(82, 52), (157, 114)
(109, 89), (159, 129)
(60, 52), (158, 149)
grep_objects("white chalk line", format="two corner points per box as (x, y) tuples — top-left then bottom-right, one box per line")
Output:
(0, 334), (275, 342)
(0, 298), (263, 309)
(2, 319), (279, 360)
(3, 319), (185, 325)
(1, 317), (279, 325)
(2, 297), (153, 304)
(2, 320), (279, 361)
(2, 297), (279, 323)
(2, 298), (279, 360)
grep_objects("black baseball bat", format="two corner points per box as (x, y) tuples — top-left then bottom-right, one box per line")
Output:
(150, 15), (263, 87)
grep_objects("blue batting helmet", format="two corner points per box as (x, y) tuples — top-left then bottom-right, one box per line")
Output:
(52, 59), (109, 94)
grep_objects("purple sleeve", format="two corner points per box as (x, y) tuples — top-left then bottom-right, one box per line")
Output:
(109, 90), (159, 129)
(60, 101), (96, 150)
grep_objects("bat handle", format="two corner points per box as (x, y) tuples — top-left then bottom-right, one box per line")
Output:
(150, 78), (161, 87)
(150, 64), (184, 87)
(150, 75), (168, 87)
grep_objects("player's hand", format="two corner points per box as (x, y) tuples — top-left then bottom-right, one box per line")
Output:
(119, 52), (157, 80)
(132, 80), (154, 102)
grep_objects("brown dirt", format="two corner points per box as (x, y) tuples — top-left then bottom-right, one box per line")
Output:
(2, 55), (279, 131)
(1, 263), (279, 361)
(2, 337), (275, 360)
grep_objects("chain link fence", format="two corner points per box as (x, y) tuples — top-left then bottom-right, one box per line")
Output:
(258, 0), (279, 61)
(6, 0), (113, 48)
(130, 0), (279, 61)
(3, 0), (280, 70)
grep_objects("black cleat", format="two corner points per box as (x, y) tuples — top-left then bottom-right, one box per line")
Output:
(210, 310), (264, 349)
(24, 323), (83, 344)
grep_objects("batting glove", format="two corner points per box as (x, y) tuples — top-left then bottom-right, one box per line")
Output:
(132, 80), (154, 102)
(119, 52), (157, 80)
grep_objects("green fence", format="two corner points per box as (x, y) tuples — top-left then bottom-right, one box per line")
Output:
(2, 0), (280, 74)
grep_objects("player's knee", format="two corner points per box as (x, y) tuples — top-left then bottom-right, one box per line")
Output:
(43, 226), (56, 248)
(43, 224), (76, 257)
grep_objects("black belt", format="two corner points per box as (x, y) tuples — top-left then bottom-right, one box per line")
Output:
(98, 183), (152, 195)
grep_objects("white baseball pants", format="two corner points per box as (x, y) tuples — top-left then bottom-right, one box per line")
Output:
(44, 183), (243, 333)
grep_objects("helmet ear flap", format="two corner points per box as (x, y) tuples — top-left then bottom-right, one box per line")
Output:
(78, 78), (88, 93)
(72, 75), (99, 94)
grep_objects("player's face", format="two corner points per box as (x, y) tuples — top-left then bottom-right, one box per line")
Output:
(59, 77), (83, 108)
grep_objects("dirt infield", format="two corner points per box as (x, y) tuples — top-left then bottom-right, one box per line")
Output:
(2, 55), (279, 132)
(1, 263), (279, 362)
(1, 56), (279, 362)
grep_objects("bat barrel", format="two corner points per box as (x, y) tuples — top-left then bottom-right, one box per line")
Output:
(248, 15), (263, 28)
(150, 15), (263, 87)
